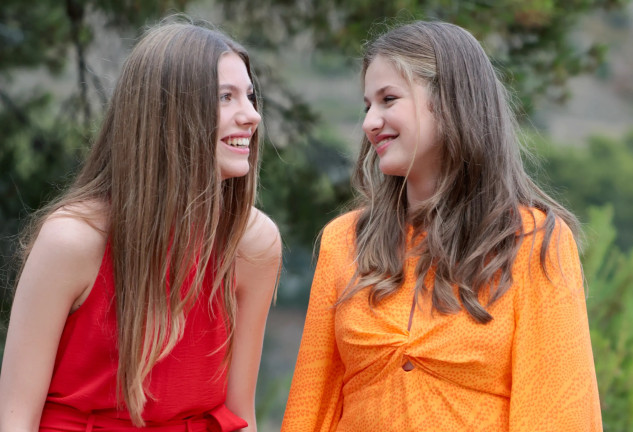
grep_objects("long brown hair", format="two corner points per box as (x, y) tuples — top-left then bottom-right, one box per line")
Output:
(344, 21), (579, 322)
(17, 17), (260, 425)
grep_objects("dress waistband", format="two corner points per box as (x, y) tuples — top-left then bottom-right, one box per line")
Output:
(40, 402), (248, 432)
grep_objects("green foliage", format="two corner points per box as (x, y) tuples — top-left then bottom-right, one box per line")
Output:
(0, 91), (85, 322)
(255, 369), (292, 426)
(0, 0), (197, 331)
(0, 0), (70, 74)
(259, 132), (351, 248)
(246, 51), (354, 304)
(0, 0), (191, 78)
(258, 128), (352, 305)
(217, 0), (630, 113)
(1, 3), (632, 429)
(583, 206), (633, 430)
(526, 131), (633, 250)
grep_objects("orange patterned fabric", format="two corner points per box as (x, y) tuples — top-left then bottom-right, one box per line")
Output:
(282, 209), (602, 431)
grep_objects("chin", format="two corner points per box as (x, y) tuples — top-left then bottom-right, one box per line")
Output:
(378, 160), (405, 178)
(220, 165), (250, 180)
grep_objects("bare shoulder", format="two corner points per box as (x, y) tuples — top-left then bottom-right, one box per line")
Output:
(0, 202), (109, 424)
(41, 201), (107, 258)
(25, 200), (108, 302)
(238, 207), (282, 263)
(235, 208), (281, 297)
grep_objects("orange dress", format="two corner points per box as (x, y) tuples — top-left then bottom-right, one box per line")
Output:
(281, 209), (602, 432)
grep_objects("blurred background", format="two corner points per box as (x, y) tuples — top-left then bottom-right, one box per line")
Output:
(1, 0), (632, 430)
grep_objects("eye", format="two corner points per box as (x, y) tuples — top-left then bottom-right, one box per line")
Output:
(247, 92), (257, 105)
(363, 104), (370, 113)
(220, 92), (232, 102)
(383, 95), (397, 104)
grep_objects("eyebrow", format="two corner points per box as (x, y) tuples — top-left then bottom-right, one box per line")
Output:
(363, 85), (398, 104)
(219, 83), (254, 92)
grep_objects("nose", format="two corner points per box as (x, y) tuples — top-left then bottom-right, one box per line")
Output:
(362, 105), (383, 138)
(237, 97), (261, 127)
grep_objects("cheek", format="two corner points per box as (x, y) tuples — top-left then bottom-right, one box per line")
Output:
(251, 106), (262, 126)
(420, 109), (438, 138)
(429, 116), (440, 143)
(361, 116), (372, 136)
(217, 106), (232, 131)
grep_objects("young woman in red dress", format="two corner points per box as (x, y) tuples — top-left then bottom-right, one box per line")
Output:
(0, 17), (281, 432)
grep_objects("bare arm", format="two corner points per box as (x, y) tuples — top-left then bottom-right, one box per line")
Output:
(225, 208), (281, 432)
(0, 214), (106, 432)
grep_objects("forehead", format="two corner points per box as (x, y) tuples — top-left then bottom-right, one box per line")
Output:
(218, 51), (251, 84)
(364, 55), (408, 93)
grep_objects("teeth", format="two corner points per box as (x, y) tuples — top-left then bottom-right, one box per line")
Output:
(226, 137), (250, 147)
(377, 137), (393, 146)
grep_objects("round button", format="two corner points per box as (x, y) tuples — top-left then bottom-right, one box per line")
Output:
(402, 359), (415, 372)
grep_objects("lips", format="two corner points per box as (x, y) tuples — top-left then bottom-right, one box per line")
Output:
(220, 133), (252, 155)
(225, 137), (250, 148)
(373, 134), (397, 155)
(222, 133), (252, 148)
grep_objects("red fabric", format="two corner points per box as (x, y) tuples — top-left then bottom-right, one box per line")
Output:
(40, 402), (247, 432)
(41, 243), (247, 431)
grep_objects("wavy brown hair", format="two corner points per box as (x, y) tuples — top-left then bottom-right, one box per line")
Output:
(342, 21), (579, 322)
(16, 18), (260, 425)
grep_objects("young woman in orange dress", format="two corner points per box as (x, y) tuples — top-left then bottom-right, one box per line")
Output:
(0, 17), (281, 432)
(282, 21), (601, 432)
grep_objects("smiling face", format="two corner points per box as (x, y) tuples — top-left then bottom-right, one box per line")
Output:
(216, 51), (261, 180)
(362, 55), (441, 201)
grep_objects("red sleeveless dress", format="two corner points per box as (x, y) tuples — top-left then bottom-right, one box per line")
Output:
(39, 243), (248, 431)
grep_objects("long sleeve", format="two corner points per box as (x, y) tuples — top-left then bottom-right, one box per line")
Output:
(281, 224), (346, 432)
(509, 219), (602, 431)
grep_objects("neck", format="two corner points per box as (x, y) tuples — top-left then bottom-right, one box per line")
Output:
(406, 174), (437, 210)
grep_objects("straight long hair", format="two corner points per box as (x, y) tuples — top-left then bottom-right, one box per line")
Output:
(16, 19), (260, 425)
(343, 21), (579, 322)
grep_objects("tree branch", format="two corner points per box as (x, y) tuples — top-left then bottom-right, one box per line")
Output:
(65, 0), (91, 128)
